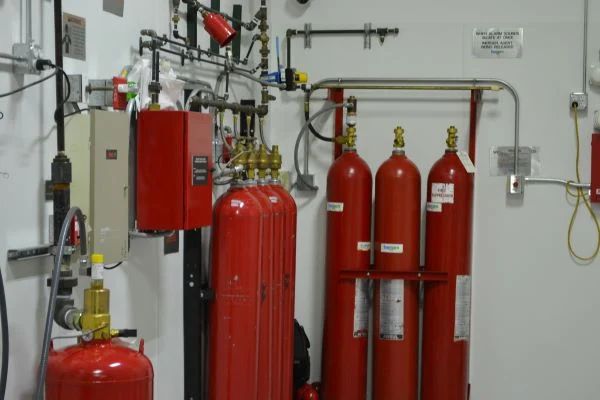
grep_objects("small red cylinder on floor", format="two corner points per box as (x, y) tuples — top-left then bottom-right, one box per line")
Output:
(46, 339), (153, 400)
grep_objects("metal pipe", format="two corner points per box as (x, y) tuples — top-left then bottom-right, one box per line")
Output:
(231, 67), (286, 89)
(54, 0), (65, 153)
(309, 77), (520, 173)
(191, 96), (268, 116)
(26, 0), (32, 44)
(583, 0), (589, 93)
(0, 52), (26, 62)
(525, 177), (591, 189)
(313, 84), (502, 91)
(35, 207), (87, 400)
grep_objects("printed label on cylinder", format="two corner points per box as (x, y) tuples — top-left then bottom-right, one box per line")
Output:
(327, 202), (344, 212)
(231, 199), (243, 208)
(457, 151), (476, 174)
(431, 183), (455, 204)
(380, 243), (404, 254)
(353, 279), (369, 338)
(357, 242), (371, 251)
(426, 202), (443, 213)
(379, 279), (404, 341)
(454, 275), (472, 341)
(269, 196), (279, 204)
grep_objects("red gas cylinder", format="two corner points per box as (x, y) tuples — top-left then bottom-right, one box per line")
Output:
(209, 181), (265, 400)
(246, 177), (275, 400)
(372, 128), (421, 400)
(269, 175), (298, 400)
(321, 148), (372, 400)
(258, 175), (285, 400)
(422, 127), (474, 400)
(46, 339), (153, 399)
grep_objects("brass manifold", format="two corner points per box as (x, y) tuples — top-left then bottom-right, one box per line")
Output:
(232, 140), (283, 180)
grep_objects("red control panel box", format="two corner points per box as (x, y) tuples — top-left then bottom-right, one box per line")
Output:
(592, 133), (600, 203)
(137, 110), (213, 230)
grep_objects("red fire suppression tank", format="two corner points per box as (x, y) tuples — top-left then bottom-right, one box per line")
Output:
(257, 144), (286, 400)
(422, 126), (474, 400)
(245, 147), (275, 400)
(209, 177), (265, 400)
(269, 145), (298, 400)
(372, 127), (420, 400)
(321, 107), (372, 400)
(46, 339), (153, 399)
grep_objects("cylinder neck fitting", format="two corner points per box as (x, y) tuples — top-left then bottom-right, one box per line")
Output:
(270, 145), (282, 180)
(446, 125), (458, 151)
(336, 96), (358, 149)
(393, 126), (405, 150)
(246, 142), (258, 180)
(80, 254), (111, 340)
(257, 144), (270, 179)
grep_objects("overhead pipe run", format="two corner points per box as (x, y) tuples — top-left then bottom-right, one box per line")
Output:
(300, 77), (520, 193)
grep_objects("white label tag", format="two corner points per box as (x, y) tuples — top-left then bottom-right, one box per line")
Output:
(92, 263), (104, 280)
(457, 151), (476, 174)
(231, 199), (243, 208)
(596, 188), (600, 195)
(269, 196), (279, 204)
(431, 183), (455, 204)
(473, 28), (523, 58)
(454, 275), (472, 342)
(353, 279), (369, 338)
(380, 243), (403, 254)
(380, 279), (404, 341)
(357, 242), (371, 251)
(327, 202), (344, 212)
(426, 202), (443, 213)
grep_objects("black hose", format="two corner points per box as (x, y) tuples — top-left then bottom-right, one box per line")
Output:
(305, 109), (333, 142)
(0, 265), (8, 400)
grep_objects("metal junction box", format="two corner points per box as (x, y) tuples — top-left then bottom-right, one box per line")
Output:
(592, 133), (600, 203)
(65, 110), (130, 264)
(136, 111), (213, 231)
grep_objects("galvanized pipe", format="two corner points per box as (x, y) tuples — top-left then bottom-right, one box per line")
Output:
(525, 177), (591, 189)
(309, 77), (520, 173)
(0, 52), (26, 62)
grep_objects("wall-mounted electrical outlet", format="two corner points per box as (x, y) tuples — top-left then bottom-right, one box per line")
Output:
(570, 92), (588, 110)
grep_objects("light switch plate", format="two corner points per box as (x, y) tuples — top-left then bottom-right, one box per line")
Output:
(66, 74), (83, 103)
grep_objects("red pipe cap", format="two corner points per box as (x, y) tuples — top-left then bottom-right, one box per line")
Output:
(203, 12), (237, 47)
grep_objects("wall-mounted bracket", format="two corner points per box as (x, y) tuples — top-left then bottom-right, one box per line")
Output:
(293, 24), (400, 50)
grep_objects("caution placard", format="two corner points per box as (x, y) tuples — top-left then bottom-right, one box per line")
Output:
(63, 13), (86, 61)
(473, 28), (523, 58)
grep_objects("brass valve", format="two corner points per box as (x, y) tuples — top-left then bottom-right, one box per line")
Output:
(394, 126), (405, 149)
(257, 144), (270, 179)
(80, 254), (111, 340)
(446, 126), (458, 150)
(246, 144), (258, 180)
(336, 125), (357, 148)
(270, 145), (282, 180)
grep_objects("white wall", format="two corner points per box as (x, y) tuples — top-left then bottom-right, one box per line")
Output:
(1, 0), (600, 399)
(0, 0), (259, 398)
(269, 1), (600, 400)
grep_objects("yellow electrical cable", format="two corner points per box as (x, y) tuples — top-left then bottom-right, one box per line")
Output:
(566, 107), (600, 262)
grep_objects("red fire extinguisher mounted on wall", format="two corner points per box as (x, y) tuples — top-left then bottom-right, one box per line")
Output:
(321, 97), (373, 400)
(421, 126), (474, 400)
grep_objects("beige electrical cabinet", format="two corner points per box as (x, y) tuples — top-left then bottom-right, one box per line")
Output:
(65, 110), (129, 264)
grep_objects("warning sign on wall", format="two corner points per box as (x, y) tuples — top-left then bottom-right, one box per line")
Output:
(63, 13), (86, 61)
(473, 28), (523, 58)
